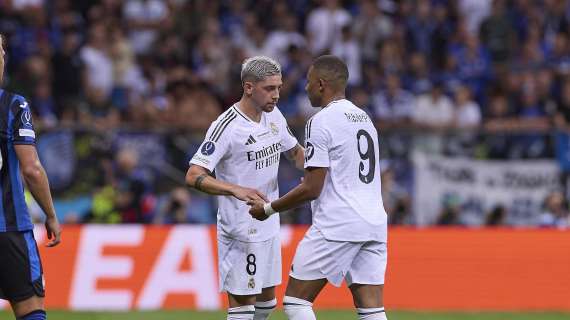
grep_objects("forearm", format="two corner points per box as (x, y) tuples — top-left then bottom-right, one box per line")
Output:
(270, 183), (315, 213)
(294, 147), (305, 170)
(23, 167), (56, 218)
(190, 174), (237, 196)
(285, 144), (305, 170)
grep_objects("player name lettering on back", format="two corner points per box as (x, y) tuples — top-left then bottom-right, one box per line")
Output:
(344, 112), (370, 123)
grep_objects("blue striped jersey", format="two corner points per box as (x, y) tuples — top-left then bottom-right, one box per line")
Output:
(0, 89), (36, 232)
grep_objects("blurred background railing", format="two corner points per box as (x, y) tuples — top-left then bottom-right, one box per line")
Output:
(30, 126), (570, 228)
(1, 0), (569, 229)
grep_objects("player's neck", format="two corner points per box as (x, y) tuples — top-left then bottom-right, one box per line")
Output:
(237, 98), (262, 122)
(321, 92), (346, 108)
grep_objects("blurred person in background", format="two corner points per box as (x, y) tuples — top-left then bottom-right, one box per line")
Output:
(264, 13), (306, 65)
(50, 29), (82, 122)
(372, 72), (414, 158)
(447, 84), (481, 155)
(352, 0), (394, 63)
(403, 52), (432, 95)
(511, 82), (550, 158)
(483, 91), (516, 159)
(404, 0), (436, 57)
(123, 0), (170, 55)
(480, 0), (515, 65)
(553, 79), (570, 130)
(539, 190), (569, 228)
(332, 26), (362, 87)
(306, 0), (351, 56)
(80, 23), (113, 105)
(436, 194), (462, 226)
(186, 56), (304, 320)
(412, 81), (454, 153)
(154, 187), (193, 224)
(113, 148), (154, 223)
(381, 165), (411, 225)
(485, 205), (507, 226)
(0, 33), (61, 320)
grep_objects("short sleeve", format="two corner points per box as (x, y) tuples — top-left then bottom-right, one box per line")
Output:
(275, 109), (298, 152)
(189, 118), (232, 172)
(11, 97), (36, 145)
(304, 116), (330, 168)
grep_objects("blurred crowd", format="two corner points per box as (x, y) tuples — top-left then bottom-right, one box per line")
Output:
(1, 0), (570, 227)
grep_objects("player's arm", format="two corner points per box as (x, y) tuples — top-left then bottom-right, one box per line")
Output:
(15, 145), (61, 247)
(186, 165), (268, 202)
(248, 166), (326, 220)
(283, 143), (305, 170)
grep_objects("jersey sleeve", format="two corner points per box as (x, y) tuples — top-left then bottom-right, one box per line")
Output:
(304, 116), (330, 169)
(276, 109), (298, 152)
(189, 119), (231, 172)
(11, 96), (36, 145)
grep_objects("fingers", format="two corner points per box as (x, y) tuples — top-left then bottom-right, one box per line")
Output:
(257, 191), (269, 202)
(46, 233), (61, 247)
(45, 225), (62, 247)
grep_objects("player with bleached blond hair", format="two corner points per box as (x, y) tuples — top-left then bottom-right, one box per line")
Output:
(186, 56), (304, 320)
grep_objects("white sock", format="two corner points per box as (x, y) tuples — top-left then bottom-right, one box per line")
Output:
(283, 296), (315, 320)
(228, 305), (255, 320)
(357, 307), (387, 319)
(254, 298), (276, 320)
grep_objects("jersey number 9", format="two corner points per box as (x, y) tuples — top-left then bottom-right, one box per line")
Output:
(356, 130), (376, 184)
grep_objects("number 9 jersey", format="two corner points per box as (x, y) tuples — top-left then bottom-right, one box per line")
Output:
(304, 99), (387, 242)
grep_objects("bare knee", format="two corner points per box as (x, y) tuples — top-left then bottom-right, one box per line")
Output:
(257, 286), (276, 302)
(11, 295), (44, 317)
(350, 284), (383, 308)
(228, 293), (256, 308)
(285, 277), (327, 303)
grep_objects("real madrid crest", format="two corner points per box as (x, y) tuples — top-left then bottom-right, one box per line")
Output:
(270, 122), (279, 136)
(248, 277), (255, 289)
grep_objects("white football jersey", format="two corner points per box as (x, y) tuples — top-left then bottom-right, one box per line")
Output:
(304, 99), (387, 242)
(190, 104), (298, 242)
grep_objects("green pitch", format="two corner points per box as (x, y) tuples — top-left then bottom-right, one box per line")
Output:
(1, 311), (568, 319)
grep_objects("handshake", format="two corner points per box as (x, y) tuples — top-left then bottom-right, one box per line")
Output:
(247, 198), (273, 221)
(232, 186), (274, 221)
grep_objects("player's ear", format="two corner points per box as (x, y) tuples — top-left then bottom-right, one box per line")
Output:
(319, 79), (325, 92)
(244, 81), (254, 96)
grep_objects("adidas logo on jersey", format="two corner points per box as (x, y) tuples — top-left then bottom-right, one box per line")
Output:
(245, 135), (257, 145)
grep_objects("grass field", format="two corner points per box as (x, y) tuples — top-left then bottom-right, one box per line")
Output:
(1, 311), (568, 319)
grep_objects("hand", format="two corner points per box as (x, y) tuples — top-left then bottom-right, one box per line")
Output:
(45, 215), (61, 247)
(232, 186), (269, 202)
(247, 199), (269, 221)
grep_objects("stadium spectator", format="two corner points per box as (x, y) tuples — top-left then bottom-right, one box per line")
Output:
(113, 148), (155, 223)
(539, 191), (569, 228)
(306, 0), (351, 55)
(0, 0), (569, 226)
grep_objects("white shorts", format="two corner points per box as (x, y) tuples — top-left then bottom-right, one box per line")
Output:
(290, 226), (387, 287)
(218, 234), (282, 295)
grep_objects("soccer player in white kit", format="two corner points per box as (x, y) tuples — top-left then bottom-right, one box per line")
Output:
(186, 56), (304, 320)
(249, 55), (388, 320)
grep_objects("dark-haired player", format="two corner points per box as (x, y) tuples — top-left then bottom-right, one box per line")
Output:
(0, 34), (62, 320)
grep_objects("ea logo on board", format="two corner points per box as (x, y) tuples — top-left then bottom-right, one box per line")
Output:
(305, 141), (314, 161)
(201, 141), (216, 156)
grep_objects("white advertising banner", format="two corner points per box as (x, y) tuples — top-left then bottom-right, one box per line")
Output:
(413, 152), (561, 226)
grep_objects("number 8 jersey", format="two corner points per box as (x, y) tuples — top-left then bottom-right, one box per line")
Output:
(304, 99), (387, 242)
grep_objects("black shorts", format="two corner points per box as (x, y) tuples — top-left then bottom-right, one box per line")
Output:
(0, 230), (45, 302)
